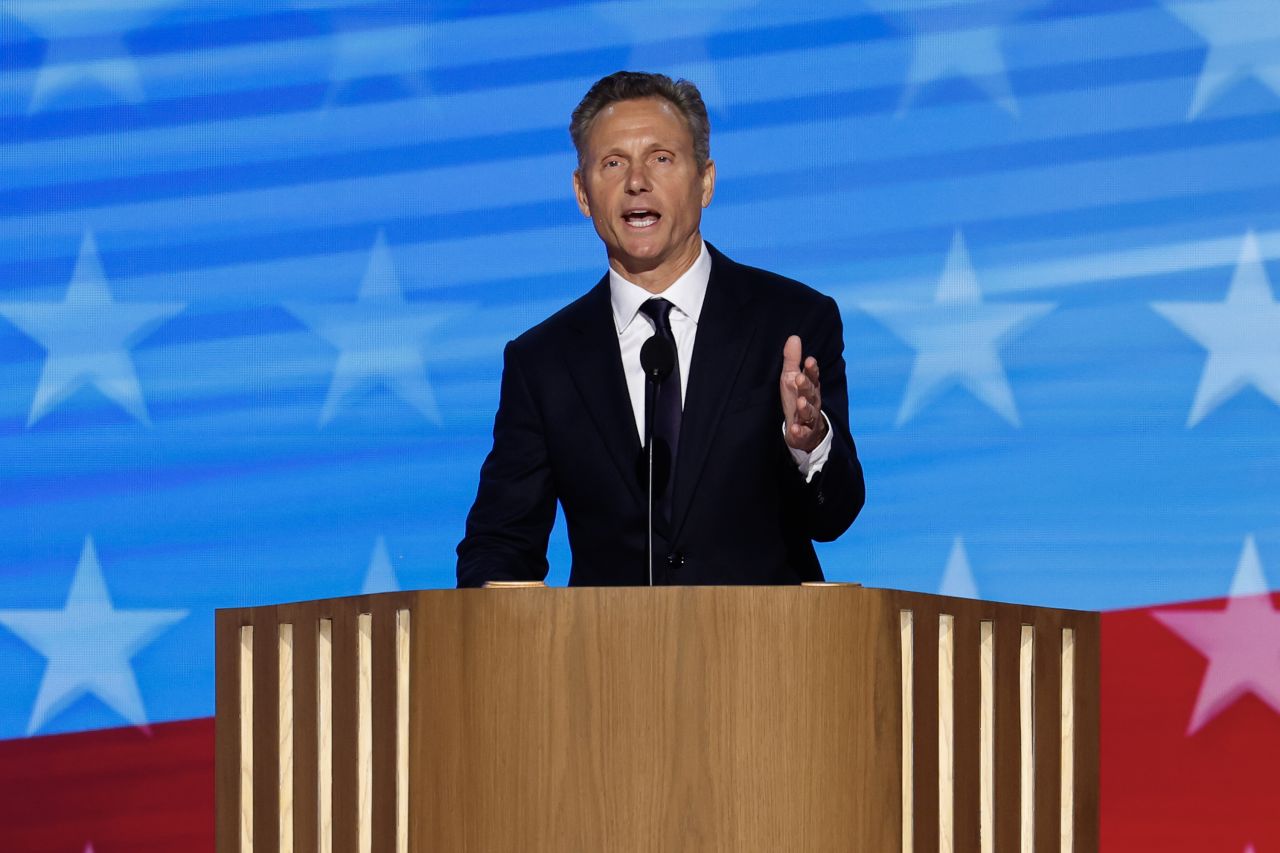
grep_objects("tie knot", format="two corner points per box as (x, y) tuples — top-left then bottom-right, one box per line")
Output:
(638, 298), (674, 333)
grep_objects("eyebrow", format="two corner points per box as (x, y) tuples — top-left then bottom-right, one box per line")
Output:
(600, 143), (678, 160)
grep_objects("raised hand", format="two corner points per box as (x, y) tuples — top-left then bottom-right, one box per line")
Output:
(780, 335), (827, 453)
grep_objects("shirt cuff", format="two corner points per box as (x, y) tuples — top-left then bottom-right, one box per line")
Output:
(783, 412), (833, 484)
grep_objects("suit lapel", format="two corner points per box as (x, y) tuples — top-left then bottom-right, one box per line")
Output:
(670, 248), (756, 541)
(565, 277), (646, 506)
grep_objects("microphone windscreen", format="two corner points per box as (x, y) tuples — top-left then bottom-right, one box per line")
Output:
(640, 335), (676, 381)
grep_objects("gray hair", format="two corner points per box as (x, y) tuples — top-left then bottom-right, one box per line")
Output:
(570, 71), (711, 172)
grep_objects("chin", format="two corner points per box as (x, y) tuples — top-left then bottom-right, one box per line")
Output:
(618, 241), (666, 263)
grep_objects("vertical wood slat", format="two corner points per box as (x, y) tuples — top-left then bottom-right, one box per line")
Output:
(290, 605), (319, 853)
(994, 618), (1021, 853)
(331, 608), (359, 853)
(278, 623), (294, 853)
(240, 625), (255, 853)
(912, 603), (940, 853)
(938, 614), (955, 853)
(252, 612), (281, 853)
(396, 609), (412, 853)
(979, 621), (996, 853)
(952, 613), (982, 853)
(1019, 626), (1035, 852)
(900, 610), (914, 853)
(1034, 619), (1063, 853)
(371, 604), (399, 853)
(1060, 629), (1076, 853)
(215, 611), (242, 853)
(317, 617), (334, 853)
(1072, 616), (1101, 852)
(357, 614), (373, 853)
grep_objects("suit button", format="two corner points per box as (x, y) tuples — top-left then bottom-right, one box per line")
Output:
(667, 552), (685, 569)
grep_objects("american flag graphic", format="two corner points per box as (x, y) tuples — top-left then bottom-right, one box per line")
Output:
(1, 1), (1278, 849)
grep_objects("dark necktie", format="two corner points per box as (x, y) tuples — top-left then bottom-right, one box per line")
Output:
(638, 298), (682, 516)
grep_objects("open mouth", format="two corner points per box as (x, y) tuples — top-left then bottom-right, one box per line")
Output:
(622, 209), (660, 229)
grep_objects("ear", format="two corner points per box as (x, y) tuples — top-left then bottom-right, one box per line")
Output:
(573, 170), (592, 218)
(700, 160), (716, 208)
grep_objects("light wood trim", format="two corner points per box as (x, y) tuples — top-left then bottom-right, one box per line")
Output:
(358, 613), (373, 853)
(396, 609), (410, 853)
(285, 603), (319, 853)
(279, 623), (294, 853)
(938, 614), (955, 853)
(979, 621), (995, 853)
(900, 609), (914, 853)
(239, 625), (254, 853)
(317, 618), (333, 853)
(1020, 625), (1035, 852)
(1061, 628), (1076, 852)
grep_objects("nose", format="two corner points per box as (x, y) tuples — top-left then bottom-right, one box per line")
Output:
(625, 162), (650, 194)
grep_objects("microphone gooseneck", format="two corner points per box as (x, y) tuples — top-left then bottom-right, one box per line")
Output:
(639, 334), (676, 587)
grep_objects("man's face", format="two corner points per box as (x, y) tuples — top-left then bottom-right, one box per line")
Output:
(573, 97), (715, 285)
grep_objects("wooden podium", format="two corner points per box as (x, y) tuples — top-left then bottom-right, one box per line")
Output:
(216, 586), (1098, 852)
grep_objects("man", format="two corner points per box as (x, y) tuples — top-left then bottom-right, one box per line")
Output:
(457, 71), (864, 587)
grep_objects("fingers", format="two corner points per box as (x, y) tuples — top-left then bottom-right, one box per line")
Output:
(794, 387), (820, 425)
(781, 336), (825, 450)
(792, 359), (822, 418)
(782, 335), (802, 374)
(803, 355), (820, 386)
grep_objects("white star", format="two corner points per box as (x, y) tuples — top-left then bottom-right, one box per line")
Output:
(323, 9), (432, 107)
(1165, 0), (1280, 119)
(0, 537), (187, 735)
(361, 535), (401, 595)
(860, 230), (1054, 426)
(1153, 536), (1280, 734)
(286, 231), (455, 426)
(938, 536), (979, 598)
(900, 25), (1017, 115)
(1152, 230), (1280, 427)
(594, 0), (759, 114)
(868, 0), (1038, 116)
(0, 231), (185, 427)
(2, 0), (176, 112)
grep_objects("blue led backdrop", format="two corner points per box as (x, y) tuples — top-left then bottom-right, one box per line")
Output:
(0, 0), (1277, 746)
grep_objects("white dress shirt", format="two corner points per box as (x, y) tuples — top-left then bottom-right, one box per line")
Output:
(608, 240), (832, 482)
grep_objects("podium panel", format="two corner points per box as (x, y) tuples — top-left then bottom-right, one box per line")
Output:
(216, 586), (1098, 852)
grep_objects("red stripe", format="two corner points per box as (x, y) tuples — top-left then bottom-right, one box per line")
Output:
(0, 717), (213, 853)
(1101, 599), (1280, 851)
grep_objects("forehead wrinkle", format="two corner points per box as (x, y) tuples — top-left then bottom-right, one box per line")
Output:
(587, 100), (692, 154)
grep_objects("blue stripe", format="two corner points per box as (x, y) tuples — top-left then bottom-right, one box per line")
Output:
(0, 46), (1236, 217)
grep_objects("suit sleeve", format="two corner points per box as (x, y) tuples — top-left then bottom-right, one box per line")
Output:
(455, 340), (557, 587)
(796, 294), (865, 542)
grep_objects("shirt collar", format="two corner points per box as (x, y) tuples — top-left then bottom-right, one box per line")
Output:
(609, 240), (711, 335)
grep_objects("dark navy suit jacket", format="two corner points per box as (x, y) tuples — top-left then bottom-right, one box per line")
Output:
(456, 245), (864, 587)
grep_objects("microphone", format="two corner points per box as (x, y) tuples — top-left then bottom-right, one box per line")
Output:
(638, 334), (676, 586)
(640, 334), (676, 382)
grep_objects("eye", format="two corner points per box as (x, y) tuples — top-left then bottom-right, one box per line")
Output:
(655, 154), (672, 164)
(604, 158), (622, 168)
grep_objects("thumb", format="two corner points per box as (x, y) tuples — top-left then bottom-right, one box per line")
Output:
(782, 335), (802, 373)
